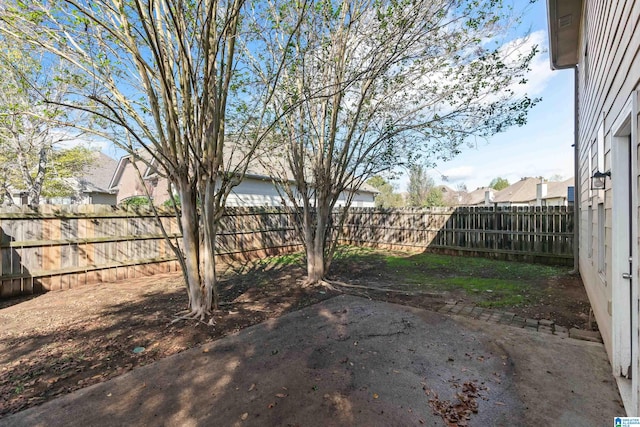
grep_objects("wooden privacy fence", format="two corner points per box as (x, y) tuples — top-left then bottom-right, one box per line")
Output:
(1, 205), (574, 297)
(338, 206), (574, 265)
(0, 205), (301, 298)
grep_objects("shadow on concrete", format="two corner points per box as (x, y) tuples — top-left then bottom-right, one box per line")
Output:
(2, 295), (625, 427)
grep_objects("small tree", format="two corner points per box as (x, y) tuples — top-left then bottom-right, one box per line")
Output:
(407, 165), (436, 208)
(367, 176), (404, 208)
(267, 0), (540, 285)
(489, 177), (510, 191)
(424, 188), (445, 208)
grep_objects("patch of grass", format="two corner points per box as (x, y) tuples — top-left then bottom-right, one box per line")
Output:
(328, 247), (567, 309)
(258, 246), (564, 310)
(384, 252), (566, 281)
(332, 245), (378, 261)
(263, 251), (305, 267)
(435, 277), (526, 308)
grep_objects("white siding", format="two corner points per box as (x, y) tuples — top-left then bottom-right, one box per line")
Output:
(225, 177), (375, 208)
(575, 0), (640, 413)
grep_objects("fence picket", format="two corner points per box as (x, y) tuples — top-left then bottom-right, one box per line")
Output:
(0, 205), (574, 297)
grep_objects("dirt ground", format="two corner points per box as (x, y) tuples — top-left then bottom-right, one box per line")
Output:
(0, 254), (593, 418)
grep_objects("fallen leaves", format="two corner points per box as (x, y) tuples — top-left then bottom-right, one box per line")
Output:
(426, 380), (487, 427)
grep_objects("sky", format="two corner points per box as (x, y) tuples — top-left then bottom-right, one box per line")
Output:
(395, 0), (576, 192)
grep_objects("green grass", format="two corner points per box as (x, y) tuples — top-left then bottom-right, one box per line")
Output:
(381, 252), (568, 307)
(436, 277), (525, 308)
(330, 247), (569, 309)
(258, 251), (305, 267)
(260, 246), (569, 309)
(384, 252), (563, 281)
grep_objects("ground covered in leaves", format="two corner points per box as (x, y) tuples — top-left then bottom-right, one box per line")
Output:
(0, 248), (593, 417)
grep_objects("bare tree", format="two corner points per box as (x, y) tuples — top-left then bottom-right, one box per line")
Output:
(265, 0), (540, 284)
(0, 0), (306, 319)
(0, 46), (93, 205)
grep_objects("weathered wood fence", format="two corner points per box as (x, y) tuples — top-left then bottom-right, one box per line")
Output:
(338, 206), (574, 265)
(1, 205), (573, 297)
(0, 205), (300, 297)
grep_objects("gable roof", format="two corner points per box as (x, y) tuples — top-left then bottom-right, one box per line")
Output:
(465, 187), (492, 205)
(81, 152), (118, 193)
(492, 178), (539, 203)
(543, 178), (574, 199)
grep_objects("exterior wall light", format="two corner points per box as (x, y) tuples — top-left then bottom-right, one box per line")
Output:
(591, 170), (611, 190)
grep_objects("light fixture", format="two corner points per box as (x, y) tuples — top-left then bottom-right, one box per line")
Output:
(591, 170), (611, 190)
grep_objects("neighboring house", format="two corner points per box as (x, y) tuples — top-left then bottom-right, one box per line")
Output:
(8, 152), (118, 205)
(467, 177), (574, 208)
(109, 151), (377, 208)
(108, 152), (170, 205)
(466, 187), (494, 206)
(537, 178), (575, 207)
(50, 152), (118, 205)
(548, 0), (640, 414)
(491, 177), (540, 207)
(434, 185), (466, 206)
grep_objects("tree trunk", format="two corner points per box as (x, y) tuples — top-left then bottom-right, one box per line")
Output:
(28, 147), (48, 205)
(303, 201), (331, 285)
(201, 178), (219, 310)
(306, 245), (325, 284)
(177, 179), (210, 319)
(0, 182), (13, 206)
(173, 175), (221, 319)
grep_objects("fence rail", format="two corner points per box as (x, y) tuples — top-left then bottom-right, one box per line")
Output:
(0, 205), (301, 297)
(1, 205), (574, 297)
(338, 206), (574, 264)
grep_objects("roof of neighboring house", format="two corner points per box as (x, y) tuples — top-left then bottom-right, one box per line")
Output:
(110, 147), (378, 195)
(80, 152), (118, 194)
(492, 178), (540, 203)
(465, 187), (492, 205)
(543, 178), (574, 199)
(108, 150), (155, 191)
(434, 185), (469, 206)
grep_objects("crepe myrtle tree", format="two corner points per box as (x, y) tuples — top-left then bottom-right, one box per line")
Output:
(262, 0), (540, 285)
(0, 0), (308, 320)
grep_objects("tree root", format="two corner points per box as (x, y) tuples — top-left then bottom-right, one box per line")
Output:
(317, 279), (340, 292)
(325, 280), (442, 298)
(170, 309), (211, 325)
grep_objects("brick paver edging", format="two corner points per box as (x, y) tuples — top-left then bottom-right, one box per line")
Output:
(437, 301), (602, 343)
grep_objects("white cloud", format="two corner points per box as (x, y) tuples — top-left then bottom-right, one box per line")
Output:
(502, 30), (554, 98)
(439, 165), (476, 183)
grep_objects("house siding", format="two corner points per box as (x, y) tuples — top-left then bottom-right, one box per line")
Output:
(113, 160), (375, 208)
(113, 158), (171, 204)
(574, 0), (640, 414)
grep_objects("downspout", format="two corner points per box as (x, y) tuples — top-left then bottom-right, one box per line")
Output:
(572, 65), (580, 274)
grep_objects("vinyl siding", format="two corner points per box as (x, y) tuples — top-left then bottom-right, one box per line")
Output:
(577, 0), (640, 360)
